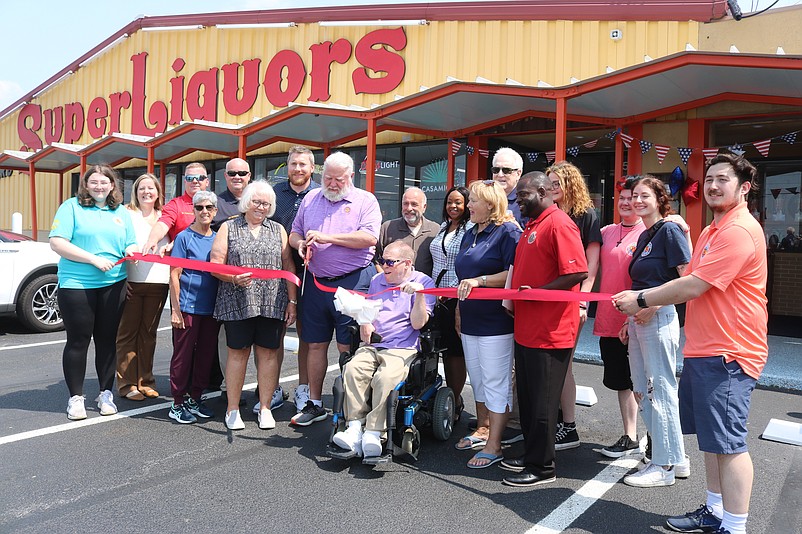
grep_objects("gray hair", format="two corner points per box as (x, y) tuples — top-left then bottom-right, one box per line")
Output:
(323, 151), (354, 175)
(493, 147), (523, 171)
(192, 191), (217, 206)
(238, 180), (276, 217)
(404, 186), (427, 204)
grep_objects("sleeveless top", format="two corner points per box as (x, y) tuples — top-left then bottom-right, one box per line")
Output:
(214, 215), (288, 322)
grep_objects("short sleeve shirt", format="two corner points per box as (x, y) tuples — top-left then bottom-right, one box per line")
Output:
(291, 187), (382, 278)
(683, 202), (768, 379)
(370, 270), (436, 351)
(571, 209), (603, 250)
(171, 227), (219, 316)
(512, 205), (588, 349)
(376, 217), (441, 277)
(49, 198), (136, 289)
(593, 222), (646, 337)
(212, 189), (242, 232)
(455, 221), (521, 336)
(158, 192), (195, 241)
(629, 222), (691, 291)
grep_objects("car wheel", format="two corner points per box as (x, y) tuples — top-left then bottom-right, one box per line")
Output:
(17, 274), (63, 332)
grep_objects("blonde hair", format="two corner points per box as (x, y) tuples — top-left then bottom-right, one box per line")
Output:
(468, 180), (508, 225)
(127, 173), (163, 212)
(545, 161), (593, 218)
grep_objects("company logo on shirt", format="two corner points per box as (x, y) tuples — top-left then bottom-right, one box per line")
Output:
(701, 243), (711, 258)
(641, 242), (653, 257)
(527, 231), (536, 244)
(344, 206), (351, 214)
(113, 217), (124, 226)
(626, 243), (637, 256)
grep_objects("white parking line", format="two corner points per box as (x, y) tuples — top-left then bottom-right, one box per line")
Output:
(0, 326), (172, 352)
(526, 456), (641, 533)
(0, 364), (338, 446)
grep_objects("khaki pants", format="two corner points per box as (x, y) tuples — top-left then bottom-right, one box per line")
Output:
(343, 346), (417, 432)
(116, 282), (168, 395)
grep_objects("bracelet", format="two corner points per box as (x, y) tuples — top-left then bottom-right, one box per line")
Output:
(288, 300), (297, 305)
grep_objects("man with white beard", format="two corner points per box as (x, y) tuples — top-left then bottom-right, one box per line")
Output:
(288, 152), (382, 426)
(376, 187), (440, 276)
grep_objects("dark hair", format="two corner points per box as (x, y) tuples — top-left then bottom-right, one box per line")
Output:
(635, 175), (673, 217)
(706, 151), (759, 191)
(622, 175), (643, 191)
(76, 164), (123, 209)
(441, 185), (470, 227)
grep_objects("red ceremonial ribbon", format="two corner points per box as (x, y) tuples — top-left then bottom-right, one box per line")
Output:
(118, 252), (301, 287)
(313, 274), (611, 302)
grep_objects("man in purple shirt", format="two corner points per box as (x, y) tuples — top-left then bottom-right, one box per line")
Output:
(289, 151), (382, 426)
(332, 241), (435, 457)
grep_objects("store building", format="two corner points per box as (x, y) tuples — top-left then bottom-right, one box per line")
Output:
(1, 0), (801, 323)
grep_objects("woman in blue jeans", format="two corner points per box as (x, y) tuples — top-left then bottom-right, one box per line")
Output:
(621, 175), (692, 488)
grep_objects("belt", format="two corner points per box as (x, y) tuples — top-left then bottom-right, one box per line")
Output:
(317, 265), (367, 283)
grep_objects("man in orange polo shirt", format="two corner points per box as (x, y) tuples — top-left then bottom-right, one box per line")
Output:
(614, 153), (767, 534)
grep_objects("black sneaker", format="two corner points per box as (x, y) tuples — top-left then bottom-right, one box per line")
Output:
(555, 423), (580, 451)
(600, 435), (640, 458)
(500, 456), (525, 472)
(185, 397), (214, 418)
(168, 402), (197, 424)
(290, 401), (328, 426)
(666, 505), (722, 533)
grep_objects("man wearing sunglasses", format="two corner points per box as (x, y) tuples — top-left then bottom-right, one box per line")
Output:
(491, 147), (526, 227)
(212, 158), (252, 232)
(332, 241), (435, 457)
(143, 162), (209, 255)
(289, 151), (382, 426)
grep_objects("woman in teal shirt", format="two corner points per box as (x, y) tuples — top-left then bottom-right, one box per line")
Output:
(50, 164), (137, 421)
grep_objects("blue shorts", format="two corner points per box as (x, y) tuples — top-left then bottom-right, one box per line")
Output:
(678, 356), (757, 454)
(299, 265), (375, 345)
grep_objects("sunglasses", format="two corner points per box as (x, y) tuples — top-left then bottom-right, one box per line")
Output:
(226, 170), (250, 177)
(184, 174), (207, 182)
(491, 166), (519, 175)
(194, 204), (216, 212)
(378, 258), (407, 267)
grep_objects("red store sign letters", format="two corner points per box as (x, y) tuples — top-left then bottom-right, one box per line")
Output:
(16, 28), (407, 151)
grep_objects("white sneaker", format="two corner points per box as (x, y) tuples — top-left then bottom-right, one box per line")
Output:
(674, 455), (691, 479)
(95, 390), (117, 416)
(67, 395), (87, 420)
(294, 384), (310, 412)
(225, 410), (245, 430)
(333, 420), (363, 454)
(361, 430), (383, 458)
(624, 462), (675, 487)
(258, 408), (276, 430)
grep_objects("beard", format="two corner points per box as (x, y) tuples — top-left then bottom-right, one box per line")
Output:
(403, 212), (422, 226)
(322, 182), (352, 202)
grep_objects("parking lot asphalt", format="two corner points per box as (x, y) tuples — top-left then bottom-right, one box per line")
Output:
(1, 313), (801, 534)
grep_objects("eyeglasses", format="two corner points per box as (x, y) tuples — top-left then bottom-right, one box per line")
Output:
(551, 181), (562, 189)
(251, 200), (271, 209)
(226, 170), (250, 177)
(491, 167), (519, 175)
(378, 258), (407, 267)
(184, 174), (207, 182)
(194, 204), (216, 212)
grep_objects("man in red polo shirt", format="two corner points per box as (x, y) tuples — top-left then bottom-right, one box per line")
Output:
(614, 153), (767, 534)
(143, 162), (210, 254)
(501, 171), (588, 487)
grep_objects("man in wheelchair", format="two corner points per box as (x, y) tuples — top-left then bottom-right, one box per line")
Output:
(331, 241), (436, 458)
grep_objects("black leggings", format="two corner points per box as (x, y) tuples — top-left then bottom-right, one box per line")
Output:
(58, 280), (127, 396)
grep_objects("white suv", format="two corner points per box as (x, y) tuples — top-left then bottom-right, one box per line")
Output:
(0, 230), (63, 332)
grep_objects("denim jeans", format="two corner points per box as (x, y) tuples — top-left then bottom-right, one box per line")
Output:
(627, 305), (685, 466)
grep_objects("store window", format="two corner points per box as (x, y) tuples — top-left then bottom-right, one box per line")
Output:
(757, 162), (802, 246)
(351, 146), (403, 220)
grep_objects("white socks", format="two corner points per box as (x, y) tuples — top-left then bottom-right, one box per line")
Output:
(706, 490), (724, 519)
(720, 510), (747, 534)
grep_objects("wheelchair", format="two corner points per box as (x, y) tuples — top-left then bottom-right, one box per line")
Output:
(325, 324), (456, 465)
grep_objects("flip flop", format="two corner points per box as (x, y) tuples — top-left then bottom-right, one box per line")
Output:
(467, 452), (503, 469)
(455, 434), (488, 451)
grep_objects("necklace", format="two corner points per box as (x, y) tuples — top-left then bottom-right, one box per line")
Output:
(616, 223), (637, 247)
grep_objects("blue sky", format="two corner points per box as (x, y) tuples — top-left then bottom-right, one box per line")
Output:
(0, 0), (798, 111)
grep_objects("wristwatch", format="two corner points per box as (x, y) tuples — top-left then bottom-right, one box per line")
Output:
(481, 275), (487, 287)
(637, 292), (648, 309)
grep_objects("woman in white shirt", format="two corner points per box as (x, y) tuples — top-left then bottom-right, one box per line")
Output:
(115, 173), (170, 400)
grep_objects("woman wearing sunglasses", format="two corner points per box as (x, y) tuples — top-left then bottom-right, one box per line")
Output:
(429, 186), (473, 420)
(50, 164), (137, 420)
(454, 180), (521, 468)
(166, 191), (221, 424)
(211, 181), (297, 431)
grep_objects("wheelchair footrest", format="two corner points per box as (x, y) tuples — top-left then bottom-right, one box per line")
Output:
(325, 444), (360, 460)
(362, 452), (393, 465)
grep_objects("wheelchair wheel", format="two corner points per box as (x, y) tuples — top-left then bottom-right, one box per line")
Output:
(431, 386), (455, 441)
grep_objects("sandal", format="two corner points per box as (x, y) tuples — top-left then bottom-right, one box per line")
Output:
(455, 434), (488, 451)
